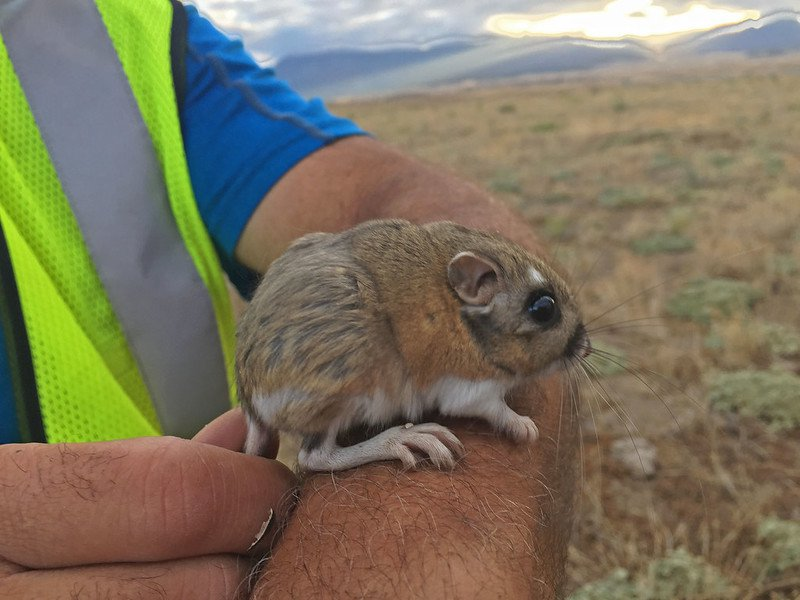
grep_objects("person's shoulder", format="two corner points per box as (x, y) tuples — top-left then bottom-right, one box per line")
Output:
(181, 2), (248, 56)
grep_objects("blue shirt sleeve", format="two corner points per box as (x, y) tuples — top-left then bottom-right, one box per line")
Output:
(0, 323), (21, 444)
(180, 5), (366, 296)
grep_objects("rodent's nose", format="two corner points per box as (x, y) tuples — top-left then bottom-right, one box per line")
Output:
(578, 335), (592, 359)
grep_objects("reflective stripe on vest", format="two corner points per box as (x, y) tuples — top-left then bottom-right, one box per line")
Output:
(0, 0), (233, 437)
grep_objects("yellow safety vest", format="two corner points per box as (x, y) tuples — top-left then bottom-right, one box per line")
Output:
(0, 0), (237, 442)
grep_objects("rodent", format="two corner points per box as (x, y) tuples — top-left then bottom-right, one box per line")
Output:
(236, 219), (591, 471)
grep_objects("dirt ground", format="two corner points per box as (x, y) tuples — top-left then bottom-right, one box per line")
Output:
(328, 55), (800, 598)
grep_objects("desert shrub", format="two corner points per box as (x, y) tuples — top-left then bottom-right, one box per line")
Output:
(549, 168), (577, 182)
(530, 120), (560, 133)
(644, 549), (737, 600)
(569, 569), (638, 600)
(756, 517), (800, 576)
(542, 192), (573, 205)
(630, 233), (694, 256)
(569, 550), (738, 600)
(488, 170), (522, 194)
(666, 278), (762, 324)
(708, 370), (800, 430)
(761, 322), (800, 358)
(598, 187), (648, 208)
(542, 215), (572, 239)
(585, 341), (627, 377)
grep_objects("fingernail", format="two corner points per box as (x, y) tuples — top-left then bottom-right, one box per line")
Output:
(248, 508), (274, 551)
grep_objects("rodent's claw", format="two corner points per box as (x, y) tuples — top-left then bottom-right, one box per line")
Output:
(297, 423), (464, 471)
(392, 423), (463, 470)
(408, 423), (466, 458)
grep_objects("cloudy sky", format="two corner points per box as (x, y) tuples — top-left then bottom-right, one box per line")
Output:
(190, 0), (800, 62)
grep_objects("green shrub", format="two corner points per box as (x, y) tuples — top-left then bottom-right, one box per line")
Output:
(644, 548), (737, 600)
(709, 152), (735, 169)
(569, 569), (638, 600)
(569, 550), (738, 600)
(768, 253), (798, 277)
(667, 206), (695, 234)
(630, 233), (694, 256)
(757, 517), (800, 576)
(666, 278), (762, 324)
(585, 341), (627, 377)
(542, 192), (573, 205)
(708, 370), (800, 430)
(530, 121), (560, 133)
(542, 215), (571, 239)
(761, 323), (800, 358)
(598, 187), (648, 209)
(549, 168), (577, 182)
(488, 170), (522, 194)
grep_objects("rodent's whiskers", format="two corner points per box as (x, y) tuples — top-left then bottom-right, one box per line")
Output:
(563, 367), (589, 500)
(573, 362), (605, 479)
(590, 347), (702, 414)
(583, 273), (685, 329)
(572, 253), (604, 300)
(586, 316), (665, 335)
(580, 358), (643, 438)
(585, 348), (685, 438)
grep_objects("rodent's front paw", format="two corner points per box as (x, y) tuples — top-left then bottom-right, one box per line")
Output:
(507, 416), (539, 444)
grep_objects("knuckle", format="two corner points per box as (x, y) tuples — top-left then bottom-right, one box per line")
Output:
(170, 556), (247, 600)
(197, 556), (249, 600)
(140, 438), (225, 552)
(0, 578), (26, 600)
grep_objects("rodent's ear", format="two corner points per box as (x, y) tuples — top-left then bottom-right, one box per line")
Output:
(448, 251), (500, 306)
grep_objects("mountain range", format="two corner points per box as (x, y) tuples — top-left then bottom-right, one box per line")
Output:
(264, 11), (800, 99)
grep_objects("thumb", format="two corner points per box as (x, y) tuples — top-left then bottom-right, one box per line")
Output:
(192, 407), (248, 452)
(193, 407), (281, 459)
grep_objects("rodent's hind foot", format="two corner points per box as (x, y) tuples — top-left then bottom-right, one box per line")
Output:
(298, 423), (465, 472)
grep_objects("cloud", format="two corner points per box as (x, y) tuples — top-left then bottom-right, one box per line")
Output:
(189, 0), (800, 61)
(487, 1), (761, 40)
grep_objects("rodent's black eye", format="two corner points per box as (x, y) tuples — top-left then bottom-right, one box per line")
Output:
(527, 292), (559, 326)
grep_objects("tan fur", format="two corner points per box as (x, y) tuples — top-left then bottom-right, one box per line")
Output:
(236, 219), (585, 446)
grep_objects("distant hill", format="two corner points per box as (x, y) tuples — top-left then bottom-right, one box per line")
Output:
(268, 11), (800, 99)
(668, 11), (800, 57)
(274, 37), (650, 98)
(272, 40), (475, 95)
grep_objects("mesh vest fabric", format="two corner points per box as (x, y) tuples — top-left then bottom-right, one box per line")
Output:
(0, 0), (236, 442)
(95, 0), (237, 396)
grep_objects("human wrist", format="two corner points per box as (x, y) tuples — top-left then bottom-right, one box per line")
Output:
(255, 378), (578, 599)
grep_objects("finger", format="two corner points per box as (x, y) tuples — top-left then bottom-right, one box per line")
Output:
(193, 408), (280, 459)
(192, 408), (247, 452)
(0, 438), (297, 569)
(0, 558), (25, 579)
(0, 555), (252, 600)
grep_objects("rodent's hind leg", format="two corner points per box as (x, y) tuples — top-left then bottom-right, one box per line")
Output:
(243, 414), (277, 457)
(297, 423), (465, 472)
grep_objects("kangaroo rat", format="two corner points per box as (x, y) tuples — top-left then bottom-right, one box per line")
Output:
(236, 219), (590, 471)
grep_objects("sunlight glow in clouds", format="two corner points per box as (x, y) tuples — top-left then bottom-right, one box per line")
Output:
(486, 1), (760, 40)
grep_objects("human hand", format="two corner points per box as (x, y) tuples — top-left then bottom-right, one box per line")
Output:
(0, 408), (295, 599)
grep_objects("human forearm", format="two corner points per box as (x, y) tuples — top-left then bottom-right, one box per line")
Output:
(255, 377), (578, 600)
(235, 137), (548, 273)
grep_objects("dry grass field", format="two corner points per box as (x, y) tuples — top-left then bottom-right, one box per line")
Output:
(331, 56), (800, 599)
